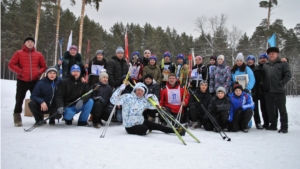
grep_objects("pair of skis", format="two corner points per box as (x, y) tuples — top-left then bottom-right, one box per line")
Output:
(148, 98), (200, 145)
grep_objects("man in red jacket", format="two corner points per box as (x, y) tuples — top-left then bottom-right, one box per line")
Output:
(8, 36), (47, 127)
(160, 73), (190, 123)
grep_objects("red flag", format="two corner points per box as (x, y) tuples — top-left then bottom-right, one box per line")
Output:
(188, 51), (193, 76)
(125, 29), (129, 64)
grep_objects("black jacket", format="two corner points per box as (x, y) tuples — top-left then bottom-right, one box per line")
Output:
(107, 56), (128, 88)
(207, 95), (230, 118)
(92, 82), (112, 107)
(56, 76), (91, 108)
(30, 77), (61, 107)
(262, 57), (291, 93)
(190, 64), (207, 87)
(189, 89), (212, 116)
(145, 82), (160, 100)
(88, 57), (107, 74)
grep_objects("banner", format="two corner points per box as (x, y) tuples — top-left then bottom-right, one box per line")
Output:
(67, 30), (72, 51)
(268, 33), (276, 47)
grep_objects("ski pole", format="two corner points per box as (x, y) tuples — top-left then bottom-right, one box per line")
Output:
(24, 85), (100, 132)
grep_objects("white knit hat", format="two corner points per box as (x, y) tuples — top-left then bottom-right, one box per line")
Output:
(236, 53), (245, 62)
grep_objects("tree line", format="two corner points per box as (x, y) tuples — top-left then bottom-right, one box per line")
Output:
(1, 0), (300, 94)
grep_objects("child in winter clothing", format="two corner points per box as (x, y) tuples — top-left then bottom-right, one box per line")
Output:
(143, 55), (162, 85)
(29, 66), (61, 126)
(175, 54), (189, 86)
(188, 80), (212, 129)
(89, 71), (113, 128)
(129, 51), (142, 83)
(160, 51), (175, 87)
(228, 82), (254, 133)
(203, 86), (230, 132)
(190, 55), (207, 90)
(110, 82), (185, 136)
(143, 74), (160, 121)
(88, 50), (107, 75)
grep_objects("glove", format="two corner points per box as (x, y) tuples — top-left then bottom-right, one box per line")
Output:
(75, 100), (83, 109)
(119, 84), (126, 91)
(244, 89), (250, 93)
(57, 107), (64, 115)
(228, 114), (233, 122)
(146, 94), (154, 99)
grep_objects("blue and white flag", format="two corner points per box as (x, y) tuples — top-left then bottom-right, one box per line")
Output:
(268, 33), (276, 47)
(67, 30), (72, 51)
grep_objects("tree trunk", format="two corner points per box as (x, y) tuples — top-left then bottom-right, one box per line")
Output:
(78, 0), (86, 54)
(35, 1), (42, 50)
(266, 0), (271, 49)
(54, 0), (61, 65)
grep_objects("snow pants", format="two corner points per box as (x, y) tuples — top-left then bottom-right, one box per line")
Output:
(228, 108), (253, 132)
(125, 120), (174, 135)
(14, 79), (37, 114)
(64, 99), (94, 123)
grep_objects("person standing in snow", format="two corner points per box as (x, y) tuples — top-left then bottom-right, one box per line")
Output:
(160, 51), (175, 87)
(261, 47), (291, 133)
(129, 51), (142, 83)
(174, 54), (189, 86)
(88, 49), (107, 75)
(110, 82), (185, 136)
(28, 67), (61, 126)
(8, 35), (47, 127)
(228, 82), (254, 133)
(143, 55), (162, 85)
(190, 55), (207, 91)
(106, 46), (129, 89)
(55, 64), (94, 126)
(209, 55), (231, 95)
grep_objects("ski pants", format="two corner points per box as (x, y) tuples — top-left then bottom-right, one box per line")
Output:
(28, 100), (58, 122)
(64, 99), (94, 123)
(125, 120), (174, 135)
(202, 111), (229, 131)
(14, 79), (37, 114)
(90, 100), (110, 123)
(228, 108), (253, 132)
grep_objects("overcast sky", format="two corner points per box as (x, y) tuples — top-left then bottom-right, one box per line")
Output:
(63, 0), (299, 38)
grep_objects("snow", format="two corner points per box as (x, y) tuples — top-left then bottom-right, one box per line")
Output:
(1, 79), (300, 169)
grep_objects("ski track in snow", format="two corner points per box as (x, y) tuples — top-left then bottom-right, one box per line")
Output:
(1, 79), (300, 169)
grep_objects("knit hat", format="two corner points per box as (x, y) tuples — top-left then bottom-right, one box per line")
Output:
(144, 49), (151, 55)
(116, 46), (124, 53)
(23, 35), (35, 44)
(69, 45), (78, 51)
(210, 56), (217, 61)
(149, 55), (157, 61)
(99, 71), (108, 79)
(217, 55), (225, 60)
(70, 64), (81, 73)
(246, 55), (256, 62)
(195, 55), (202, 60)
(177, 54), (184, 60)
(233, 82), (243, 91)
(46, 66), (57, 75)
(216, 86), (226, 95)
(164, 51), (171, 58)
(144, 74), (153, 80)
(236, 53), (244, 62)
(200, 80), (208, 85)
(96, 50), (104, 56)
(259, 53), (268, 59)
(132, 51), (140, 59)
(267, 47), (279, 54)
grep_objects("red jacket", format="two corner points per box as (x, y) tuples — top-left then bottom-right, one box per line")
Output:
(160, 82), (190, 114)
(8, 45), (47, 82)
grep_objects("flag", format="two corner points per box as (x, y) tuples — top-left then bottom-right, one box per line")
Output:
(268, 33), (276, 47)
(125, 29), (129, 63)
(191, 48), (195, 66)
(67, 30), (72, 51)
(59, 38), (64, 78)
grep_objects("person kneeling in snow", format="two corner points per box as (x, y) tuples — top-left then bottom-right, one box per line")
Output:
(110, 82), (184, 136)
(28, 66), (61, 126)
(55, 64), (94, 126)
(228, 82), (254, 133)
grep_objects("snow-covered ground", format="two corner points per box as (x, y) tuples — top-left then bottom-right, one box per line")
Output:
(1, 79), (300, 169)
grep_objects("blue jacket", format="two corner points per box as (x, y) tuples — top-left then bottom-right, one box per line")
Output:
(231, 66), (255, 91)
(228, 92), (254, 120)
(30, 77), (61, 107)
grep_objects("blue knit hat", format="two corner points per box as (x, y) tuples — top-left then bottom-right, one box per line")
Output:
(70, 64), (81, 73)
(131, 51), (140, 59)
(148, 55), (157, 62)
(177, 54), (184, 60)
(259, 53), (268, 59)
(164, 51), (171, 58)
(246, 55), (256, 62)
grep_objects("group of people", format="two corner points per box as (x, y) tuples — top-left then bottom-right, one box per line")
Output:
(8, 35), (291, 138)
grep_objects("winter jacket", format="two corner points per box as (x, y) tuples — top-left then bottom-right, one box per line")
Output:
(261, 57), (292, 93)
(209, 62), (231, 94)
(91, 81), (112, 107)
(107, 56), (129, 88)
(160, 61), (175, 73)
(88, 57), (107, 75)
(207, 64), (216, 89)
(8, 45), (47, 82)
(110, 82), (159, 128)
(207, 95), (230, 118)
(231, 66), (255, 91)
(55, 76), (91, 108)
(175, 64), (189, 86)
(143, 64), (162, 85)
(30, 77), (61, 107)
(252, 63), (264, 98)
(160, 82), (190, 113)
(228, 92), (254, 121)
(145, 82), (160, 100)
(189, 89), (212, 115)
(60, 51), (85, 79)
(190, 64), (208, 87)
